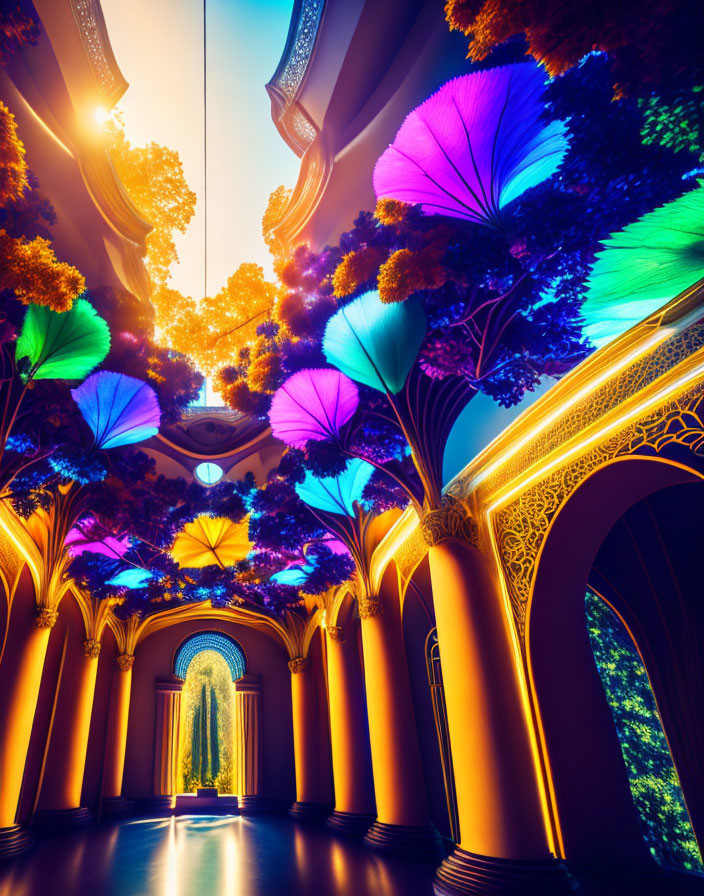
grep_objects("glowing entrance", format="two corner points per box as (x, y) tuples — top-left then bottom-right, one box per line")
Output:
(174, 632), (246, 794)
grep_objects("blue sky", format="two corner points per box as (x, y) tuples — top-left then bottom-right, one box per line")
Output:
(101, 0), (301, 297)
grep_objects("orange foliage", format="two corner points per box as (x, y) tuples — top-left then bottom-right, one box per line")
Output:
(332, 246), (388, 298)
(156, 264), (281, 375)
(374, 198), (410, 227)
(262, 184), (292, 256)
(107, 119), (196, 289)
(247, 351), (282, 394)
(216, 373), (266, 416)
(377, 247), (446, 303)
(0, 100), (27, 207)
(0, 230), (85, 311)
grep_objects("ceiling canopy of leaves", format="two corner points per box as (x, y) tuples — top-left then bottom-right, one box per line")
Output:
(0, 1), (702, 622)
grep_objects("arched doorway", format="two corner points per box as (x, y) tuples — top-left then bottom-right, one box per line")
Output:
(173, 632), (246, 794)
(585, 590), (700, 872)
(527, 458), (704, 877)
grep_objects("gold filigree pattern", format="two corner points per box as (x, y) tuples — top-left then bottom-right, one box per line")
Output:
(477, 319), (704, 500)
(495, 384), (704, 641)
(117, 653), (135, 671)
(624, 393), (704, 455)
(394, 525), (428, 581)
(326, 626), (343, 642)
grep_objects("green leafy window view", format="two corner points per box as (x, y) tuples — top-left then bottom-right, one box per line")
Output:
(179, 649), (234, 794)
(586, 591), (702, 872)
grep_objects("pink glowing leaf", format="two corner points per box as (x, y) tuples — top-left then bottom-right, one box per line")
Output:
(373, 63), (568, 227)
(269, 368), (359, 448)
(65, 520), (131, 560)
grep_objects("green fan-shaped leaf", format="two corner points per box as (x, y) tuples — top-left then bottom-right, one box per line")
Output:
(583, 186), (704, 347)
(323, 291), (426, 394)
(15, 298), (111, 381)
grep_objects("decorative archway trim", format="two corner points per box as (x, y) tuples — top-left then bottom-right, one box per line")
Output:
(173, 630), (246, 682)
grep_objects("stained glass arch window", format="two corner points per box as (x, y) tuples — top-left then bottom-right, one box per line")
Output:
(174, 631), (246, 682)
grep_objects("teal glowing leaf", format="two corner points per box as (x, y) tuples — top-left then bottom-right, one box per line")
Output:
(583, 186), (704, 347)
(323, 291), (426, 394)
(271, 562), (315, 586)
(15, 298), (110, 380)
(295, 459), (375, 517)
(71, 371), (161, 449)
(107, 567), (153, 589)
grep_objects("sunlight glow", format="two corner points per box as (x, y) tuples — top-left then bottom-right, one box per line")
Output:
(93, 105), (110, 127)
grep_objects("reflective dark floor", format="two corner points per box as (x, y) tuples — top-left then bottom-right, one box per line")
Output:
(0, 815), (436, 896)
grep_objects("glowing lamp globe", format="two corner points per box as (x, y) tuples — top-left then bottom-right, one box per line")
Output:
(195, 462), (224, 486)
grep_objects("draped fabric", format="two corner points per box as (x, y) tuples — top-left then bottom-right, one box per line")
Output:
(234, 678), (262, 797)
(154, 677), (182, 797)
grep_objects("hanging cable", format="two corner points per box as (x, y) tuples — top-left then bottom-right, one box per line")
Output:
(203, 0), (208, 301)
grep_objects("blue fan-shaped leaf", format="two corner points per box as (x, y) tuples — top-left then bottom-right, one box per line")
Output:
(295, 459), (375, 517)
(107, 567), (153, 589)
(323, 291), (426, 394)
(71, 371), (161, 449)
(271, 562), (315, 587)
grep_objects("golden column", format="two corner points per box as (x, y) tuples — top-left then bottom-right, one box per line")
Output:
(358, 585), (441, 859)
(0, 498), (74, 850)
(34, 634), (100, 827)
(152, 675), (183, 811)
(101, 653), (135, 817)
(325, 623), (375, 836)
(427, 536), (575, 894)
(288, 655), (333, 819)
(234, 672), (264, 813)
(0, 600), (55, 854)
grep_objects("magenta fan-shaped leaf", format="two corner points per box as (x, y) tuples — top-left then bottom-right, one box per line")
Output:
(269, 368), (359, 448)
(373, 63), (568, 228)
(65, 518), (131, 559)
(71, 371), (161, 450)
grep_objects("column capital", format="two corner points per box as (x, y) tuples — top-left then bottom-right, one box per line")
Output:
(326, 625), (343, 642)
(155, 674), (184, 694)
(234, 672), (262, 694)
(358, 594), (383, 619)
(83, 638), (101, 658)
(420, 495), (478, 548)
(35, 606), (58, 629)
(288, 656), (308, 674)
(117, 653), (135, 671)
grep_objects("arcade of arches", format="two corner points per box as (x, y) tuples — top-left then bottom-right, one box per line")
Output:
(1, 2), (704, 896)
(1, 305), (703, 896)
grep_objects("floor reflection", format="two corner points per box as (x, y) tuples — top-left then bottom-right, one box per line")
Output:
(0, 816), (436, 896)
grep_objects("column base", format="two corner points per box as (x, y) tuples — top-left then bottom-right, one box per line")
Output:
(136, 796), (174, 816)
(433, 848), (580, 895)
(238, 796), (277, 815)
(32, 807), (92, 832)
(326, 810), (375, 837)
(0, 824), (32, 859)
(288, 801), (331, 822)
(100, 797), (134, 819)
(364, 821), (444, 861)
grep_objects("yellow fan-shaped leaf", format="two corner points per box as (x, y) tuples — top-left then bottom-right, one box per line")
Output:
(171, 515), (252, 569)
